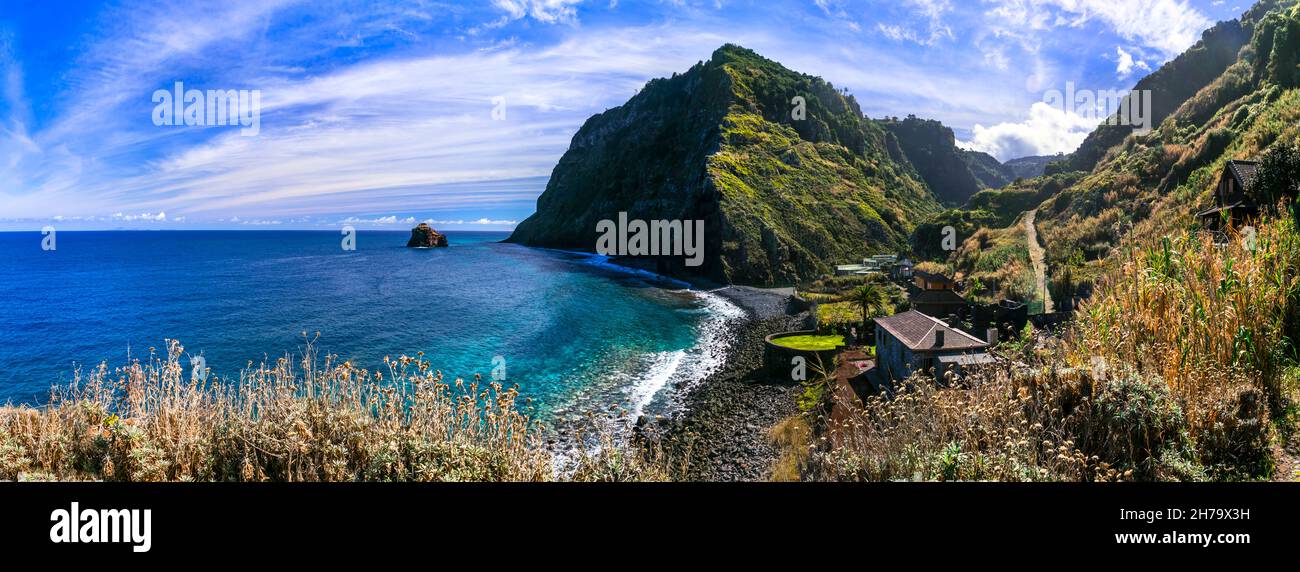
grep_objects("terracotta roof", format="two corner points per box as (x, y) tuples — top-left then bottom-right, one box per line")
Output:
(875, 310), (988, 352)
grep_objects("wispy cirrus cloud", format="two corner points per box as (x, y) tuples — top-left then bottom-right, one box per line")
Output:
(0, 0), (1237, 228)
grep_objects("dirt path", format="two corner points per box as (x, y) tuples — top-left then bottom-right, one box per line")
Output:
(1024, 209), (1054, 314)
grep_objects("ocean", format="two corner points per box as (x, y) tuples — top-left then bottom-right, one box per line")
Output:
(0, 230), (742, 423)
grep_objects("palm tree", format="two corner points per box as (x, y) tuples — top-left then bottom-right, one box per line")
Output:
(847, 282), (887, 338)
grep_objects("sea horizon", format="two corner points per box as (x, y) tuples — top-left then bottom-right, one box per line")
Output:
(0, 230), (742, 425)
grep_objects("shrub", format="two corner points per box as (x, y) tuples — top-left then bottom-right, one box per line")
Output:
(0, 340), (667, 482)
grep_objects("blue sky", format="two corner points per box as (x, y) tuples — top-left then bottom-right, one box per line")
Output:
(0, 0), (1250, 230)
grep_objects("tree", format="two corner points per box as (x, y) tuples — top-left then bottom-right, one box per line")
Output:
(1252, 140), (1300, 207)
(848, 282), (887, 336)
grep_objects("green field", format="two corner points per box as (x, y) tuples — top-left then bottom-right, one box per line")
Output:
(771, 334), (845, 351)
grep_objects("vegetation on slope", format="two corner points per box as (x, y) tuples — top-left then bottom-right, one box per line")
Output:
(509, 44), (945, 285)
(880, 115), (1006, 204)
(808, 214), (1299, 481)
(950, 221), (1036, 304)
(1003, 154), (1062, 180)
(1050, 7), (1262, 174)
(930, 0), (1300, 304)
(1037, 2), (1300, 285)
(803, 0), (1300, 481)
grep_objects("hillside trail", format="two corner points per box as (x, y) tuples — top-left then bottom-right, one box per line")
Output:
(1024, 209), (1054, 314)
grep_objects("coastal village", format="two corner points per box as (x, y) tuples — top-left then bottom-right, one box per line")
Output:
(765, 252), (1033, 404)
(759, 157), (1278, 411)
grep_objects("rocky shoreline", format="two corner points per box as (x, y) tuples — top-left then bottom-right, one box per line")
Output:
(643, 286), (809, 481)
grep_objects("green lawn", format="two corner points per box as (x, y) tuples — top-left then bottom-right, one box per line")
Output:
(771, 334), (845, 351)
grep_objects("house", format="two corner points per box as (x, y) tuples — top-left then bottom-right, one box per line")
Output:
(837, 254), (900, 276)
(910, 288), (968, 318)
(874, 310), (993, 384)
(892, 258), (914, 280)
(913, 270), (957, 291)
(865, 254), (898, 266)
(1197, 160), (1260, 232)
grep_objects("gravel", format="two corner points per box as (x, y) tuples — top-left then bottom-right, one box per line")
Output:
(642, 302), (808, 482)
(708, 285), (800, 321)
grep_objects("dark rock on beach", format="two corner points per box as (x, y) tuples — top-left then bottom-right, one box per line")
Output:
(406, 222), (448, 248)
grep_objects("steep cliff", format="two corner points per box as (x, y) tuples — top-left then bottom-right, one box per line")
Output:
(507, 45), (941, 285)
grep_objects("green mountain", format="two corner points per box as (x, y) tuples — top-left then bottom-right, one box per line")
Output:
(945, 0), (1300, 306)
(1002, 155), (1059, 180)
(1035, 0), (1300, 268)
(963, 149), (1018, 189)
(507, 45), (942, 285)
(879, 115), (1009, 203)
(1048, 12), (1257, 175)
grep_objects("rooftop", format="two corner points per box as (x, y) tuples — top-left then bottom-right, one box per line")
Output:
(876, 310), (987, 352)
(1227, 160), (1259, 191)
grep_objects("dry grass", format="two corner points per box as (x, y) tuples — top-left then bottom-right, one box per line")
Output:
(768, 415), (812, 481)
(951, 223), (1036, 302)
(0, 339), (668, 482)
(808, 365), (1193, 482)
(1074, 217), (1299, 413)
(807, 215), (1299, 481)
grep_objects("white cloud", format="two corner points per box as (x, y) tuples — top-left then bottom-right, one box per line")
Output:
(1115, 46), (1151, 77)
(491, 0), (584, 24)
(982, 0), (1210, 59)
(879, 0), (955, 46)
(339, 215), (421, 225)
(6, 23), (739, 222)
(958, 101), (1097, 161)
(111, 211), (167, 222)
(426, 218), (519, 226)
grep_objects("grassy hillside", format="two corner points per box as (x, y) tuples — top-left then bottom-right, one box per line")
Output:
(804, 0), (1300, 482)
(509, 45), (942, 285)
(708, 47), (941, 283)
(937, 1), (1300, 305)
(1038, 1), (1300, 275)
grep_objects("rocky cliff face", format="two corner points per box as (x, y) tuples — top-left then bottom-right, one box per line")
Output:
(406, 222), (448, 247)
(880, 115), (1002, 203)
(506, 44), (941, 285)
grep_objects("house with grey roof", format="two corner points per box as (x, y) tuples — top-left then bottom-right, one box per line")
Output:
(874, 310), (993, 385)
(892, 258), (914, 280)
(1197, 160), (1260, 232)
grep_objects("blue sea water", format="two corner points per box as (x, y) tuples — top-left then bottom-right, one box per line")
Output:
(0, 231), (742, 423)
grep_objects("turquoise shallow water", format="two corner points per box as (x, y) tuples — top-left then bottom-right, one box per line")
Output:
(0, 230), (741, 421)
